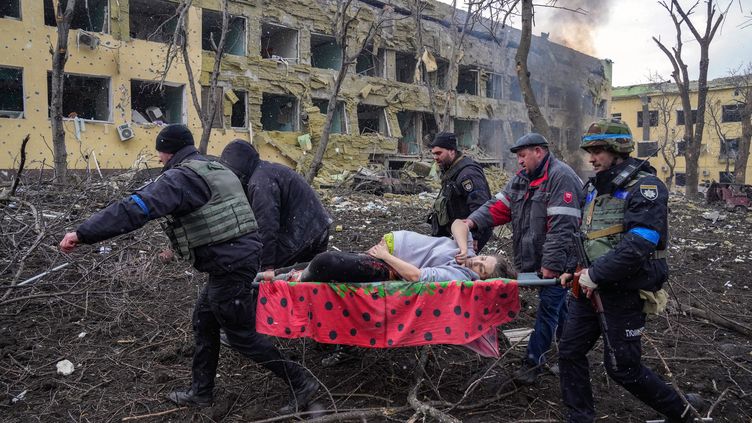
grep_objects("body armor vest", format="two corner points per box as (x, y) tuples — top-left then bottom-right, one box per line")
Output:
(163, 160), (257, 263)
(581, 170), (665, 262)
(432, 155), (480, 228)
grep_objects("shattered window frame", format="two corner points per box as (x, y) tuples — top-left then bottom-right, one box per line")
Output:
(397, 111), (419, 154)
(356, 47), (385, 78)
(637, 110), (658, 127)
(457, 66), (478, 96)
(424, 57), (449, 90)
(548, 126), (561, 143)
(508, 76), (522, 102)
(201, 86), (224, 129)
(201, 8), (247, 56)
(260, 22), (299, 61)
(676, 108), (697, 125)
(675, 172), (686, 186)
(129, 0), (181, 45)
(720, 137), (740, 159)
(485, 72), (503, 100)
(453, 119), (477, 148)
(636, 141), (659, 158)
(721, 104), (743, 123)
(130, 79), (185, 125)
(479, 119), (503, 154)
(230, 90), (248, 129)
(548, 86), (563, 109)
(46, 71), (111, 122)
(261, 93), (299, 132)
(611, 112), (622, 121)
(310, 33), (342, 71)
(357, 104), (389, 136)
(312, 98), (347, 134)
(0, 66), (24, 119)
(44, 0), (109, 33)
(1, 1), (21, 20)
(395, 51), (416, 84)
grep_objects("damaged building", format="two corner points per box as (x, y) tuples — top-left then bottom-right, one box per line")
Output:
(0, 0), (611, 182)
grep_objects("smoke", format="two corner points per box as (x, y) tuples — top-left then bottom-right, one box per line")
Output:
(538, 1), (614, 56)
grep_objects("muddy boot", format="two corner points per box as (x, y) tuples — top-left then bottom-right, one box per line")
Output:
(513, 359), (541, 385)
(666, 393), (708, 423)
(166, 388), (212, 407)
(278, 375), (319, 414)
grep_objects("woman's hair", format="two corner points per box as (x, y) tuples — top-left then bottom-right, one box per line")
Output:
(488, 254), (516, 279)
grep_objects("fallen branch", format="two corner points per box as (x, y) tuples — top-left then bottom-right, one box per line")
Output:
(9, 134), (30, 198)
(686, 304), (752, 337)
(121, 407), (187, 421)
(407, 347), (462, 423)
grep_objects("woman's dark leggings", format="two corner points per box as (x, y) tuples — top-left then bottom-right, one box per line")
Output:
(296, 251), (394, 282)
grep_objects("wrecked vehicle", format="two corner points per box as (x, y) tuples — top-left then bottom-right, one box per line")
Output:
(705, 181), (752, 212)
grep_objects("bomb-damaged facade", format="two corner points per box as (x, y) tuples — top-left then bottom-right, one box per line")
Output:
(0, 0), (611, 182)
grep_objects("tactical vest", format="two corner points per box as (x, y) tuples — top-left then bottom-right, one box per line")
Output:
(432, 155), (480, 228)
(162, 160), (257, 263)
(581, 171), (667, 262)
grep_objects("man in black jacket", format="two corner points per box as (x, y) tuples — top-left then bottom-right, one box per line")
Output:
(220, 140), (332, 271)
(428, 132), (492, 251)
(558, 120), (704, 422)
(60, 125), (318, 413)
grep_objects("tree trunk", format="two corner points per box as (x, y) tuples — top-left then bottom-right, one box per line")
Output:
(198, 0), (229, 154)
(50, 0), (77, 184)
(736, 99), (752, 184)
(514, 0), (552, 149)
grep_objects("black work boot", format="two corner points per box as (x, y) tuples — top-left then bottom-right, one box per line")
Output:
(166, 388), (213, 407)
(278, 375), (320, 414)
(513, 360), (541, 385)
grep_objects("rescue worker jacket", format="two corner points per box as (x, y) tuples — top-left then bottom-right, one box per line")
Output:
(582, 158), (669, 292)
(469, 153), (582, 273)
(430, 154), (492, 250)
(163, 160), (257, 262)
(76, 146), (262, 275)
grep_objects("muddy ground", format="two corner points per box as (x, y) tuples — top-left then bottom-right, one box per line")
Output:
(1, 176), (751, 422)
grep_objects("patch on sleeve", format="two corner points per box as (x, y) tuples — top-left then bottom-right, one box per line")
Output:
(639, 184), (658, 201)
(462, 179), (474, 192)
(563, 191), (573, 203)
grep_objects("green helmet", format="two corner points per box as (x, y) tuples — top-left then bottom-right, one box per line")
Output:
(580, 119), (634, 154)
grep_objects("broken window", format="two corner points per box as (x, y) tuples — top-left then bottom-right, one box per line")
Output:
(422, 113), (438, 147)
(202, 9), (246, 56)
(479, 120), (503, 154)
(486, 73), (503, 100)
(675, 172), (686, 186)
(676, 109), (697, 125)
(1, 1), (21, 19)
(357, 104), (388, 136)
(310, 34), (341, 70)
(457, 67), (478, 95)
(47, 72), (110, 121)
(201, 86), (224, 128)
(719, 171), (734, 184)
(0, 66), (24, 118)
(261, 23), (298, 60)
(397, 111), (418, 154)
(230, 90), (247, 128)
(262, 93), (298, 132)
(549, 126), (561, 143)
(454, 119), (476, 148)
(44, 0), (108, 32)
(637, 141), (658, 158)
(720, 137), (740, 159)
(611, 112), (622, 121)
(676, 139), (686, 156)
(130, 0), (179, 44)
(424, 58), (448, 90)
(509, 77), (522, 102)
(532, 80), (545, 105)
(721, 104), (742, 123)
(356, 47), (385, 77)
(510, 121), (527, 143)
(130, 80), (184, 124)
(548, 87), (563, 108)
(312, 99), (346, 134)
(395, 51), (416, 83)
(637, 110), (659, 127)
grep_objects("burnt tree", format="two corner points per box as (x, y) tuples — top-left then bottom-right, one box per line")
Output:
(654, 0), (725, 195)
(49, 0), (77, 184)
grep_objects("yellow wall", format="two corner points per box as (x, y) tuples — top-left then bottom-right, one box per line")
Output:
(611, 83), (750, 187)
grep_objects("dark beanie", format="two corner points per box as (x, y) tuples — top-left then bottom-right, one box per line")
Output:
(220, 140), (260, 185)
(155, 124), (194, 153)
(430, 132), (458, 150)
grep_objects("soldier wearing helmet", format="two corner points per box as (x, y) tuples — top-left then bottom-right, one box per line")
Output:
(557, 119), (705, 422)
(465, 132), (583, 384)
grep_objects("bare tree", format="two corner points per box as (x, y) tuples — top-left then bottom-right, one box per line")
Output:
(728, 64), (752, 184)
(649, 75), (682, 191)
(160, 0), (229, 154)
(49, 0), (78, 184)
(707, 96), (733, 179)
(305, 0), (396, 184)
(654, 0), (725, 196)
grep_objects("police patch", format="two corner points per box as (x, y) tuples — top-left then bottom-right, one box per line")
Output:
(639, 184), (658, 201)
(563, 191), (573, 204)
(462, 179), (474, 192)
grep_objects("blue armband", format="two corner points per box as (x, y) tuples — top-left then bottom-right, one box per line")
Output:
(130, 194), (150, 219)
(629, 227), (659, 245)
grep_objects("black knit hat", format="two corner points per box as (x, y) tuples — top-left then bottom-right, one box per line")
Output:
(155, 124), (194, 153)
(221, 140), (260, 185)
(430, 132), (458, 150)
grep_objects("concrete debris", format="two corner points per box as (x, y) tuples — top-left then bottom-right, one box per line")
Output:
(701, 211), (726, 222)
(56, 359), (75, 376)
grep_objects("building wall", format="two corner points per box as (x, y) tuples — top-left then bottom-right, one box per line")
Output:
(0, 0), (610, 182)
(611, 80), (751, 187)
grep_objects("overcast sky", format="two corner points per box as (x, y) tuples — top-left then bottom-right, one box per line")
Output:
(436, 0), (752, 87)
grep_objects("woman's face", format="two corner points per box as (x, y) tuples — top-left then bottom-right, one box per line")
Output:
(464, 255), (498, 279)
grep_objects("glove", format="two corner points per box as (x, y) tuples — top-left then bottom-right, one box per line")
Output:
(578, 269), (597, 290)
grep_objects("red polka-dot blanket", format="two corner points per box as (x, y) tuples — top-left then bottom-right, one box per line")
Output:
(255, 279), (520, 358)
